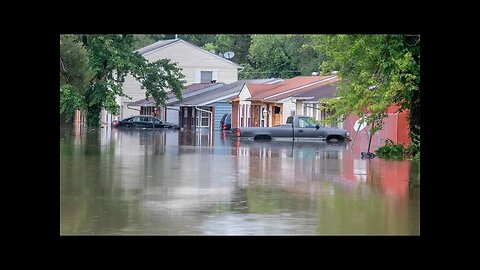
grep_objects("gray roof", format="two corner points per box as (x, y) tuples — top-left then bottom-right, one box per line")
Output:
(134, 38), (241, 68)
(169, 78), (283, 106)
(291, 84), (338, 101)
(135, 39), (179, 55)
(127, 83), (225, 107)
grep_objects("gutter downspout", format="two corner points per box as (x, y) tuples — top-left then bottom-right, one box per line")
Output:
(195, 106), (213, 145)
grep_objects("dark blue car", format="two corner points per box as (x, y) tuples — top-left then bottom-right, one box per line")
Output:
(112, 115), (179, 129)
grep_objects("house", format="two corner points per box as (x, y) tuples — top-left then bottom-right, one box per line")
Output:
(290, 83), (340, 127)
(126, 82), (225, 125)
(287, 79), (411, 147)
(230, 75), (339, 128)
(168, 79), (283, 132)
(99, 38), (242, 125)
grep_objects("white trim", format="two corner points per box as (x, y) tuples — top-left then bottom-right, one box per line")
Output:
(142, 40), (241, 68)
(238, 83), (251, 101)
(139, 39), (180, 56)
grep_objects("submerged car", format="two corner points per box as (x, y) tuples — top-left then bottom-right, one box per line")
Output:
(112, 115), (180, 129)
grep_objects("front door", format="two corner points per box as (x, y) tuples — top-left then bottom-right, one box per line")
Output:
(273, 106), (281, 126)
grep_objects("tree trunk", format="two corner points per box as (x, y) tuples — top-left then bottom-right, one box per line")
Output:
(367, 120), (375, 154)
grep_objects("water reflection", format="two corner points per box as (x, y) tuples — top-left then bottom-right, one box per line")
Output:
(60, 124), (419, 235)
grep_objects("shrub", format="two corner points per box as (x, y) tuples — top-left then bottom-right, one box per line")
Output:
(375, 139), (406, 159)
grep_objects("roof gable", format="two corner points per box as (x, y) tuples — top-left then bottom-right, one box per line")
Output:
(136, 39), (241, 68)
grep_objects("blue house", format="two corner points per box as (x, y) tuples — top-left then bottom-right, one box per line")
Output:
(168, 79), (282, 132)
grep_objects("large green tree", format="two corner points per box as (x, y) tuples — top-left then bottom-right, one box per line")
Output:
(214, 34), (252, 65)
(59, 34), (186, 128)
(240, 34), (325, 79)
(60, 35), (93, 121)
(132, 34), (165, 50)
(308, 34), (420, 153)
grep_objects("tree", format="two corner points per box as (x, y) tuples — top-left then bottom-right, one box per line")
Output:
(178, 34), (216, 47)
(132, 34), (165, 50)
(60, 34), (186, 128)
(214, 34), (252, 65)
(309, 34), (420, 155)
(240, 34), (325, 79)
(60, 35), (93, 122)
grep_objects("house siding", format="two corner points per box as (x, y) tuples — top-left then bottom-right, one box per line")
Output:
(119, 40), (239, 119)
(166, 106), (180, 124)
(282, 99), (297, 124)
(145, 42), (238, 84)
(213, 101), (231, 130)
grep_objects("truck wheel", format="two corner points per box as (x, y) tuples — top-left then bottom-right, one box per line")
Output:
(327, 135), (343, 142)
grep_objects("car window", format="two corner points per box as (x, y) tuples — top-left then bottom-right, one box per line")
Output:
(139, 116), (150, 122)
(132, 116), (141, 122)
(226, 114), (231, 123)
(125, 117), (135, 122)
(298, 117), (316, 128)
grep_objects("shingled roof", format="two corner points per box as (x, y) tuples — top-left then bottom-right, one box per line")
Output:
(245, 75), (339, 102)
(134, 38), (241, 68)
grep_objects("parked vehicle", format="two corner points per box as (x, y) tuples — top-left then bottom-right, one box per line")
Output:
(112, 115), (180, 129)
(220, 113), (231, 131)
(231, 115), (350, 142)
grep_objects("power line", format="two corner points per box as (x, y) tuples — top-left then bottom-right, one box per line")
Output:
(240, 70), (301, 74)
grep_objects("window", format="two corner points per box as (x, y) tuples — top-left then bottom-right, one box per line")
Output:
(183, 107), (188, 127)
(198, 110), (210, 127)
(240, 105), (244, 127)
(201, 71), (213, 83)
(298, 117), (317, 128)
(247, 105), (251, 126)
(286, 116), (293, 124)
(140, 116), (151, 122)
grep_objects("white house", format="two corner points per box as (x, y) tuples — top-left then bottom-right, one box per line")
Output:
(100, 38), (242, 125)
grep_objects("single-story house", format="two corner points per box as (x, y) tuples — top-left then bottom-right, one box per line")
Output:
(126, 83), (225, 124)
(230, 75), (339, 128)
(168, 78), (283, 132)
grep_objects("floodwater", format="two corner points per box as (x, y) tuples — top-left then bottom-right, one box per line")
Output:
(60, 124), (420, 235)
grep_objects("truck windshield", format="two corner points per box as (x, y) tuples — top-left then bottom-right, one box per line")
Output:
(298, 117), (317, 128)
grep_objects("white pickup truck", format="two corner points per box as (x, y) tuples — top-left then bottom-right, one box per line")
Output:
(232, 115), (350, 142)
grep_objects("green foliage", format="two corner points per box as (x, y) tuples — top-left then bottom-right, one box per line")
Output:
(375, 139), (406, 159)
(214, 34), (252, 65)
(241, 34), (326, 79)
(311, 34), (420, 147)
(59, 34), (186, 128)
(60, 84), (84, 121)
(202, 43), (218, 52)
(60, 35), (93, 122)
(407, 127), (420, 161)
(132, 34), (165, 50)
(178, 34), (216, 47)
(375, 131), (420, 160)
(244, 35), (298, 79)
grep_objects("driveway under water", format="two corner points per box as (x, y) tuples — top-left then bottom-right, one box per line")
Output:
(60, 125), (420, 235)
